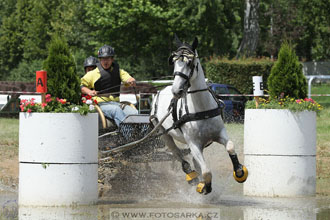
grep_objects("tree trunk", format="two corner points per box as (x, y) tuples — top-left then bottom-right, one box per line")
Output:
(236, 0), (260, 58)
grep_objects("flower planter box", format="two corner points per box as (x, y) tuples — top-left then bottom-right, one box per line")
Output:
(19, 112), (98, 206)
(243, 109), (316, 197)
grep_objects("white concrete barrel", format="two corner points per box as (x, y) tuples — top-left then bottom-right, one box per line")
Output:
(244, 109), (316, 197)
(19, 113), (98, 206)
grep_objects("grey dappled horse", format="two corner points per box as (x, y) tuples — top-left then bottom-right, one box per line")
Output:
(150, 36), (248, 194)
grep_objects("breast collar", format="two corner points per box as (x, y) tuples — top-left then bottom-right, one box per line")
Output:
(170, 87), (223, 130)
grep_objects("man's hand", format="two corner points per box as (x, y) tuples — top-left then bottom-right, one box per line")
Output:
(125, 77), (136, 87)
(81, 86), (98, 97)
(88, 90), (98, 96)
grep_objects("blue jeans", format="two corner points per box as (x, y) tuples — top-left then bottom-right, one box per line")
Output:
(99, 101), (138, 127)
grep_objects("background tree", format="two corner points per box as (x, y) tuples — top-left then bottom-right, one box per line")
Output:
(43, 35), (81, 104)
(0, 0), (328, 81)
(0, 0), (30, 80)
(296, 0), (330, 60)
(259, 0), (304, 59)
(268, 42), (307, 99)
(236, 0), (260, 58)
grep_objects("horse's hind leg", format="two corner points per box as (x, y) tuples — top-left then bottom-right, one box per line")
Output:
(218, 127), (248, 183)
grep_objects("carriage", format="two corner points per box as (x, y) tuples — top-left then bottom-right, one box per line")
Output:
(96, 82), (175, 164)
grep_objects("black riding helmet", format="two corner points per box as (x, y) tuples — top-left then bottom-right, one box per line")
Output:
(84, 56), (98, 68)
(98, 45), (115, 58)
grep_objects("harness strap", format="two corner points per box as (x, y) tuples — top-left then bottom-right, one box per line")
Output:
(171, 98), (178, 122)
(170, 87), (224, 130)
(173, 71), (189, 80)
(187, 88), (208, 94)
(172, 107), (222, 129)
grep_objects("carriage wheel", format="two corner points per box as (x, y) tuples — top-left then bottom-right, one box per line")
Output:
(95, 104), (107, 129)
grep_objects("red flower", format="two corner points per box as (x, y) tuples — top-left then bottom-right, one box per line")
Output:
(58, 99), (67, 104)
(93, 99), (98, 104)
(304, 98), (315, 103)
(45, 94), (52, 103)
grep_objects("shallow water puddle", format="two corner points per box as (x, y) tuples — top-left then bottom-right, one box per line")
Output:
(1, 191), (330, 220)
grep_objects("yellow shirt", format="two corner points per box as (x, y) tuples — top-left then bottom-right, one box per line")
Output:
(81, 66), (132, 103)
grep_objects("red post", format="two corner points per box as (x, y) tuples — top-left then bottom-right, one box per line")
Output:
(36, 70), (47, 103)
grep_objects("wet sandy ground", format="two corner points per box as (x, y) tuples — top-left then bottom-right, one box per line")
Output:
(1, 139), (330, 219)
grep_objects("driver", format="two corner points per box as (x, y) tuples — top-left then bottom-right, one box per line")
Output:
(80, 45), (138, 127)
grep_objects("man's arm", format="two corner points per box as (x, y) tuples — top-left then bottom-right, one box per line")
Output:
(81, 71), (98, 96)
(81, 86), (97, 96)
(120, 69), (136, 86)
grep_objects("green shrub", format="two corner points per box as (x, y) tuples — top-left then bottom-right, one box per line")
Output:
(205, 57), (274, 94)
(43, 35), (81, 104)
(268, 42), (307, 99)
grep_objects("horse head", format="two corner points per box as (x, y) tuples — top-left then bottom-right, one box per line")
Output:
(169, 35), (199, 99)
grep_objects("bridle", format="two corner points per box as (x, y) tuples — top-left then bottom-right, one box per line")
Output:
(165, 46), (223, 130)
(169, 46), (197, 89)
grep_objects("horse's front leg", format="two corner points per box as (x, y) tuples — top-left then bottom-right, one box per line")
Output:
(218, 127), (248, 183)
(157, 127), (198, 185)
(188, 141), (212, 195)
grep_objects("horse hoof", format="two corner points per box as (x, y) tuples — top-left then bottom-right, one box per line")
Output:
(188, 177), (199, 185)
(233, 165), (248, 183)
(196, 182), (212, 195)
(186, 171), (199, 185)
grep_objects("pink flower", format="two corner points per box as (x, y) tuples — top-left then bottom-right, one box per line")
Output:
(20, 105), (25, 111)
(45, 94), (52, 103)
(295, 99), (301, 103)
(41, 103), (47, 108)
(27, 109), (32, 113)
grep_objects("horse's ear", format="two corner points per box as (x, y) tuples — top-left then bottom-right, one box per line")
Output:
(174, 33), (182, 47)
(192, 37), (198, 51)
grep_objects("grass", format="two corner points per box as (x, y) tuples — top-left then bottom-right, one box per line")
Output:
(315, 104), (330, 195)
(311, 84), (330, 194)
(0, 118), (19, 159)
(311, 83), (330, 108)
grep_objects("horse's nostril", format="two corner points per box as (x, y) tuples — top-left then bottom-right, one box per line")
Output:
(174, 89), (183, 98)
